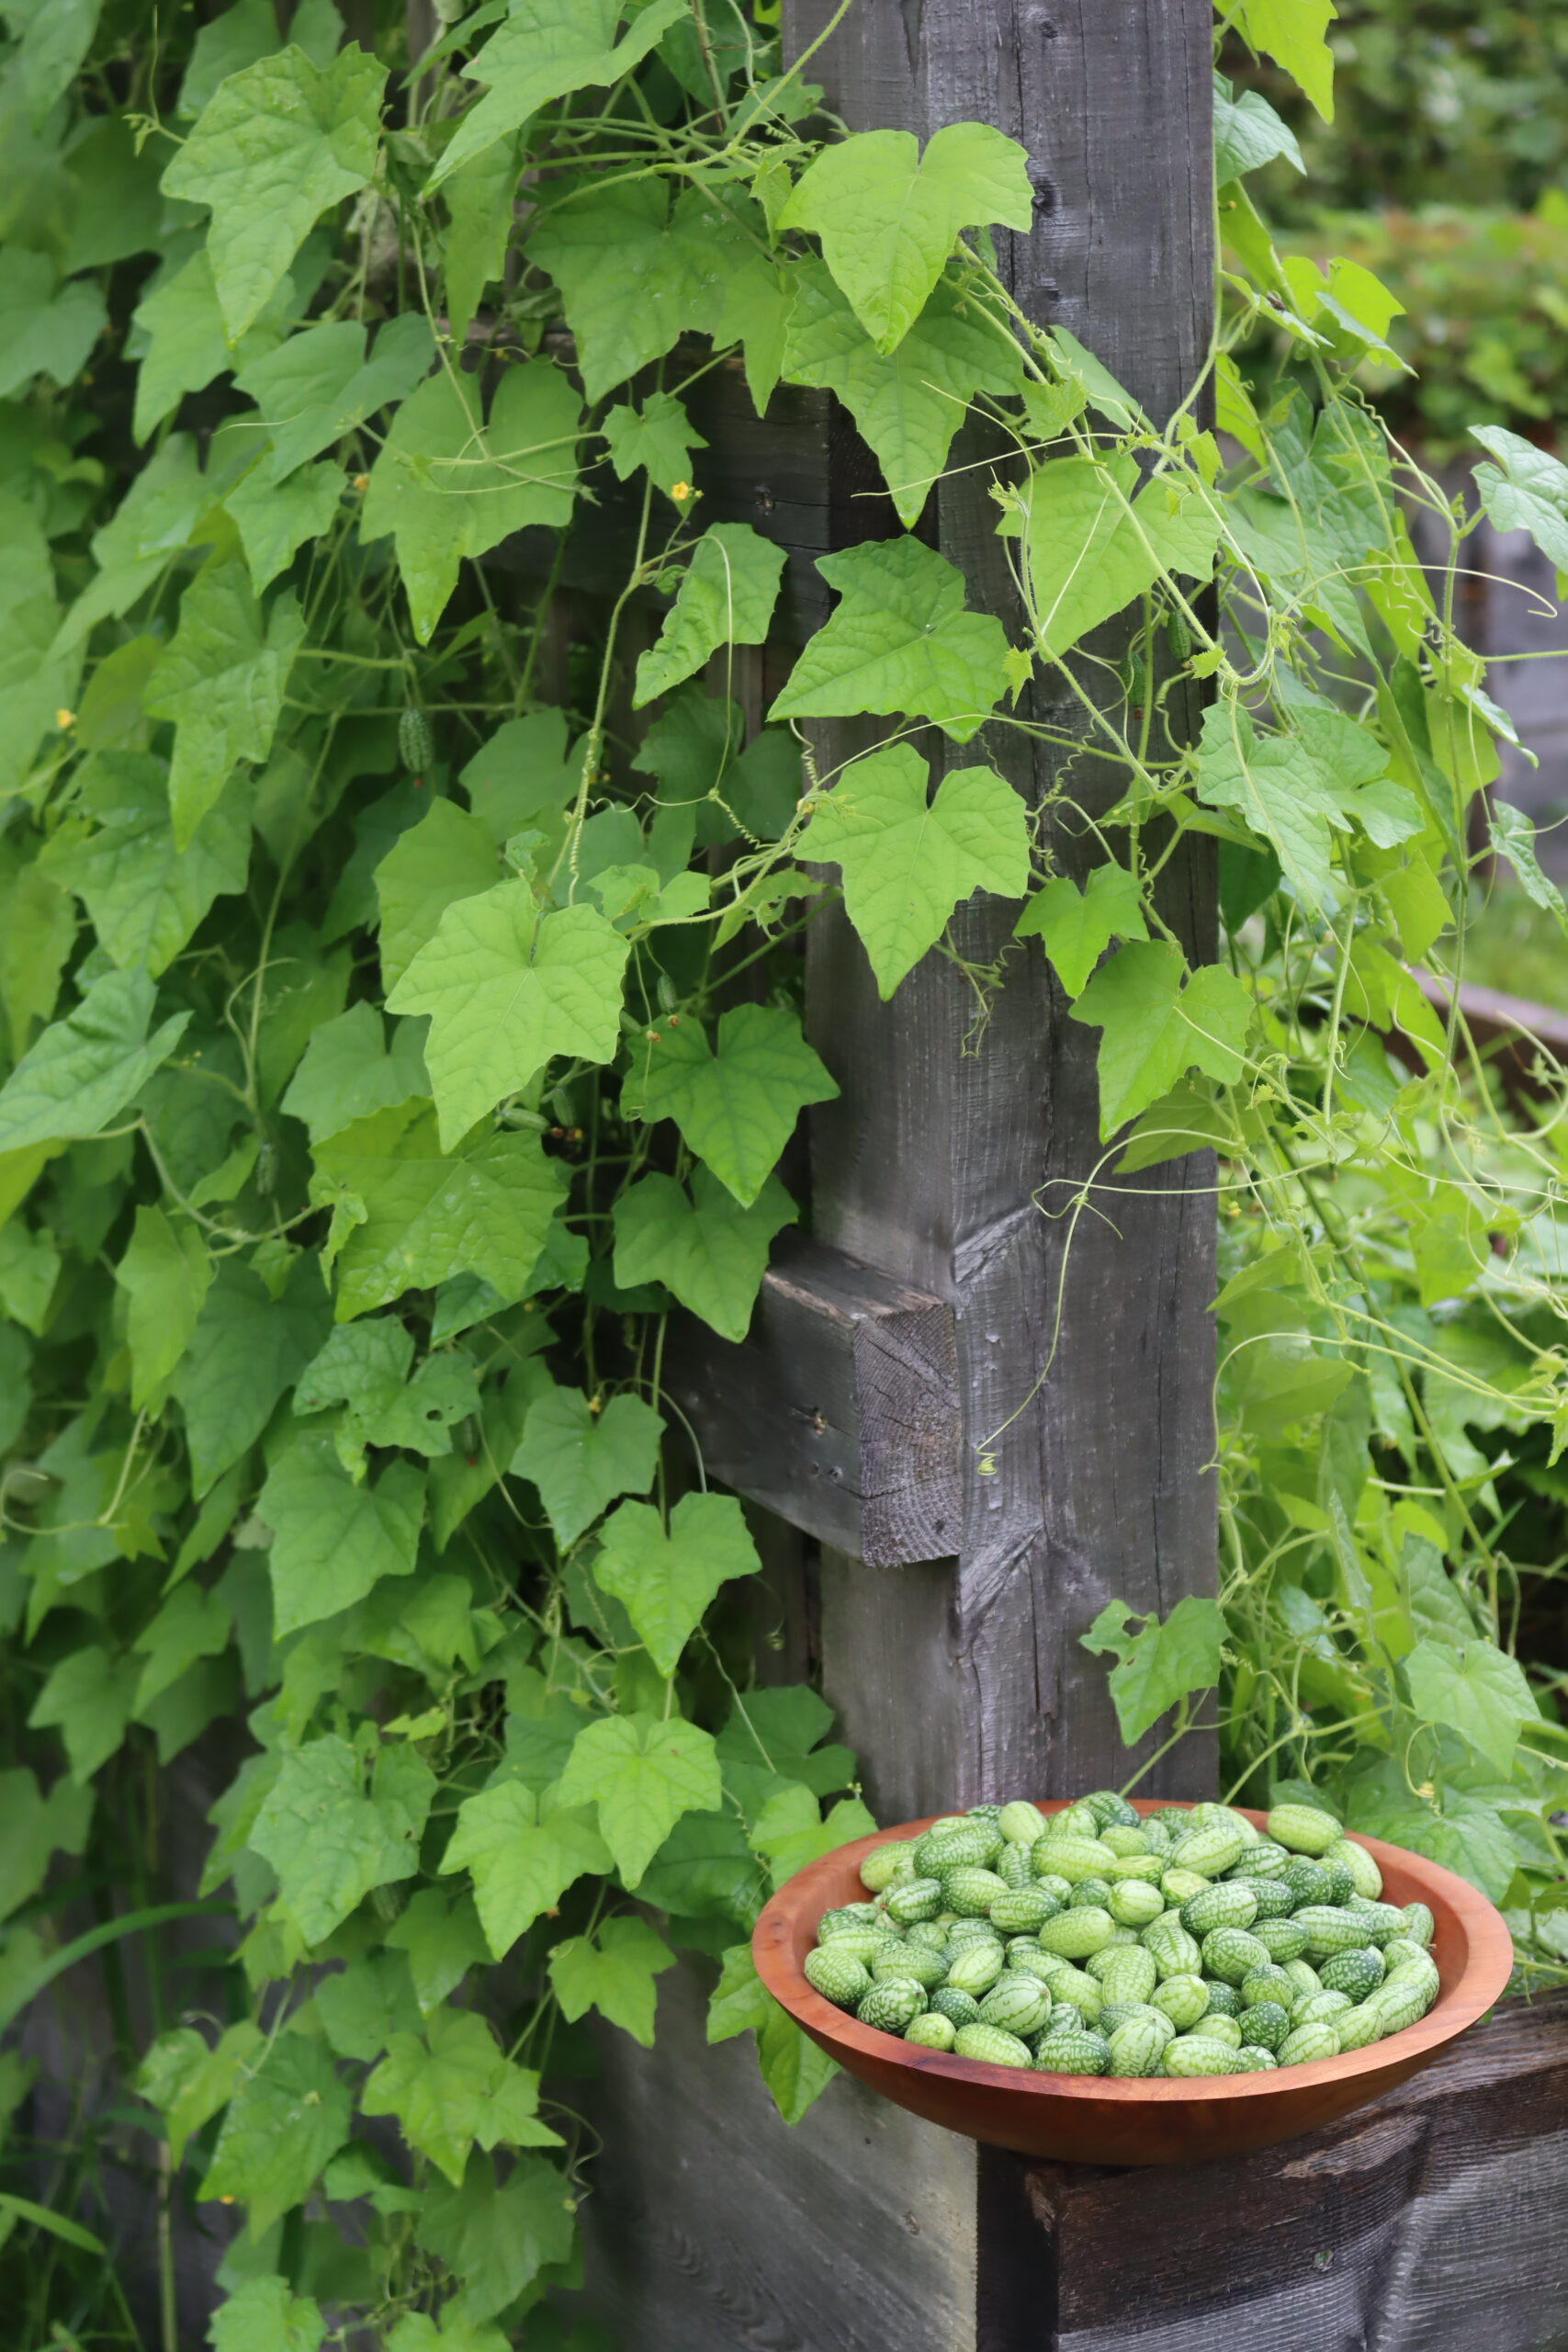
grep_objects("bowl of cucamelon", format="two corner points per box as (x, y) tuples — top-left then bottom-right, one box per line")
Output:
(752, 1793), (1515, 2164)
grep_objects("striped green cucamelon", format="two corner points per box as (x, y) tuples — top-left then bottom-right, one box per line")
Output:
(1151, 1973), (1211, 2030)
(1231, 2046), (1280, 2071)
(1181, 1882), (1258, 1936)
(1278, 2020), (1341, 2065)
(1033, 2029), (1110, 2075)
(929, 1986), (981, 2029)
(942, 1866), (1011, 1917)
(873, 1943), (947, 1991)
(1230, 1874), (1296, 1920)
(1168, 1824), (1246, 1878)
(1100, 1825), (1152, 1858)
(998, 1801), (1046, 1846)
(1083, 1790), (1142, 1830)
(1320, 1948), (1384, 2002)
(917, 1824), (1000, 1873)
(906, 2011), (956, 2051)
(1267, 1803), (1342, 1856)
(806, 1949), (872, 2007)
(1239, 1964), (1296, 2009)
(953, 2024), (1032, 2068)
(1333, 2000), (1386, 2052)
(1106, 2016), (1168, 2076)
(977, 1977), (1054, 2037)
(943, 1941), (1007, 1996)
(1250, 1916), (1310, 1963)
(861, 1840), (920, 1893)
(1292, 1905), (1374, 1959)
(989, 1887), (1057, 1933)
(1281, 1857), (1332, 1906)
(1230, 1838), (1291, 1878)
(1040, 1835), (1118, 1884)
(1164, 2035), (1240, 2076)
(1038, 1905), (1116, 1960)
(1091, 1945), (1158, 2006)
(995, 1843), (1034, 1892)
(1158, 1868), (1211, 1906)
(1109, 1879), (1166, 1929)
(1345, 1899), (1406, 1947)
(1201, 1980), (1243, 2015)
(1187, 2010), (1243, 2048)
(1201, 1927), (1271, 1984)
(1401, 1902), (1436, 1948)
(1239, 1999), (1291, 2052)
(1142, 1916), (1202, 1977)
(885, 1877), (943, 1925)
(1292, 1989), (1354, 2027)
(858, 1979), (925, 2033)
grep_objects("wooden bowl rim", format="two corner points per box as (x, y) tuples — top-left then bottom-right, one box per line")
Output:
(753, 1799), (1516, 2107)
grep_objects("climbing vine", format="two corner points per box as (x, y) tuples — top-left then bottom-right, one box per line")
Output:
(0, 0), (1564, 2344)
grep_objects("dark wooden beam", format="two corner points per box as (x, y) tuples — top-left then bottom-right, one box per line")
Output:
(665, 1238), (962, 1567)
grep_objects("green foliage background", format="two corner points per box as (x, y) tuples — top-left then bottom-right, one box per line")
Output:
(0, 0), (1562, 2345)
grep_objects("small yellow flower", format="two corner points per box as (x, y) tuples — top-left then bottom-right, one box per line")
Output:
(55, 707), (75, 730)
(1416, 1781), (1436, 1800)
(351, 472), (369, 493)
(670, 480), (692, 502)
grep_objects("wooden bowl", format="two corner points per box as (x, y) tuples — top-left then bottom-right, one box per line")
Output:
(752, 1800), (1516, 2165)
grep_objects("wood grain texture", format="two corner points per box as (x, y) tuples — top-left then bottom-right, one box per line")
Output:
(1022, 1989), (1568, 2352)
(666, 1236), (963, 1566)
(785, 0), (1221, 1807)
(578, 1955), (982, 2352)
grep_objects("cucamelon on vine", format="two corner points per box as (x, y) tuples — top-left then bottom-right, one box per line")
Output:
(807, 1795), (1439, 2078)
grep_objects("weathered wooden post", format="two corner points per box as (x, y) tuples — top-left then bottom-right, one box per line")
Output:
(580, 4), (1223, 2343)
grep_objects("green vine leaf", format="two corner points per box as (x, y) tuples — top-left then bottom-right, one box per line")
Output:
(511, 1386), (663, 1549)
(113, 1204), (213, 1410)
(770, 537), (1010, 743)
(626, 1003), (837, 1205)
(259, 1438), (426, 1634)
(633, 523), (786, 707)
(414, 2155), (578, 2328)
(172, 1259), (332, 1498)
(780, 263), (1022, 528)
(385, 1888), (491, 2017)
(0, 249), (107, 401)
(133, 1582), (231, 1713)
(249, 1736), (434, 1946)
(546, 1915), (676, 2046)
(613, 1167), (794, 1342)
(162, 43), (387, 340)
(1192, 702), (1421, 910)
(234, 311), (435, 481)
(209, 2275), (325, 2352)
(529, 178), (745, 404)
(803, 743), (1031, 997)
(364, 2011), (561, 2186)
(777, 122), (1032, 354)
(602, 390), (707, 500)
(199, 2031), (353, 2235)
(139, 2020), (264, 2170)
(361, 364), (582, 644)
(1068, 940), (1255, 1137)
(1213, 73), (1304, 185)
(430, 0), (687, 187)
(555, 1712), (723, 1888)
(440, 1783), (614, 1960)
(281, 1002), (430, 1145)
(374, 798), (500, 992)
(312, 1103), (569, 1321)
(1237, 0), (1337, 122)
(592, 1491), (761, 1676)
(40, 752), (250, 977)
(227, 458), (344, 594)
(1404, 1637), (1539, 1778)
(144, 560), (302, 847)
(1020, 453), (1222, 661)
(0, 968), (188, 1158)
(1470, 425), (1568, 578)
(1014, 863), (1149, 998)
(0, 1770), (92, 1922)
(1079, 1595), (1228, 1746)
(388, 885), (628, 1149)
(26, 1646), (140, 1784)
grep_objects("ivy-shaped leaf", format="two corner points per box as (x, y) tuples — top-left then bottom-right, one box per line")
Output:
(1014, 862), (1149, 998)
(145, 561), (302, 847)
(234, 311), (434, 481)
(1192, 701), (1420, 910)
(1080, 1595), (1229, 1745)
(592, 1491), (761, 1677)
(778, 122), (1032, 353)
(280, 1002), (429, 1144)
(634, 524), (786, 707)
(547, 1916), (676, 2047)
(626, 1003), (837, 1204)
(430, 0), (687, 187)
(803, 743), (1030, 996)
(172, 1258), (331, 1497)
(259, 1437), (425, 1634)
(249, 1736), (434, 1946)
(511, 1386), (663, 1549)
(1404, 1637), (1539, 1777)
(163, 44), (387, 340)
(388, 883), (628, 1149)
(364, 2010), (560, 2186)
(602, 390), (707, 501)
(198, 2032), (353, 2234)
(1021, 453), (1222, 661)
(209, 2276), (325, 2352)
(360, 362), (581, 644)
(40, 752), (250, 977)
(439, 1782), (613, 1959)
(530, 178), (748, 404)
(771, 537), (1010, 743)
(0, 969), (188, 1158)
(556, 1711), (723, 1889)
(1068, 941), (1255, 1137)
(113, 1204), (213, 1409)
(613, 1168), (795, 1342)
(311, 1103), (570, 1322)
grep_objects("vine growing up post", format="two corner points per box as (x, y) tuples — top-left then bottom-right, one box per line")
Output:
(0, 0), (1563, 2342)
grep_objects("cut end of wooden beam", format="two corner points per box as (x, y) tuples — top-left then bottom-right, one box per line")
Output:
(666, 1234), (962, 1566)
